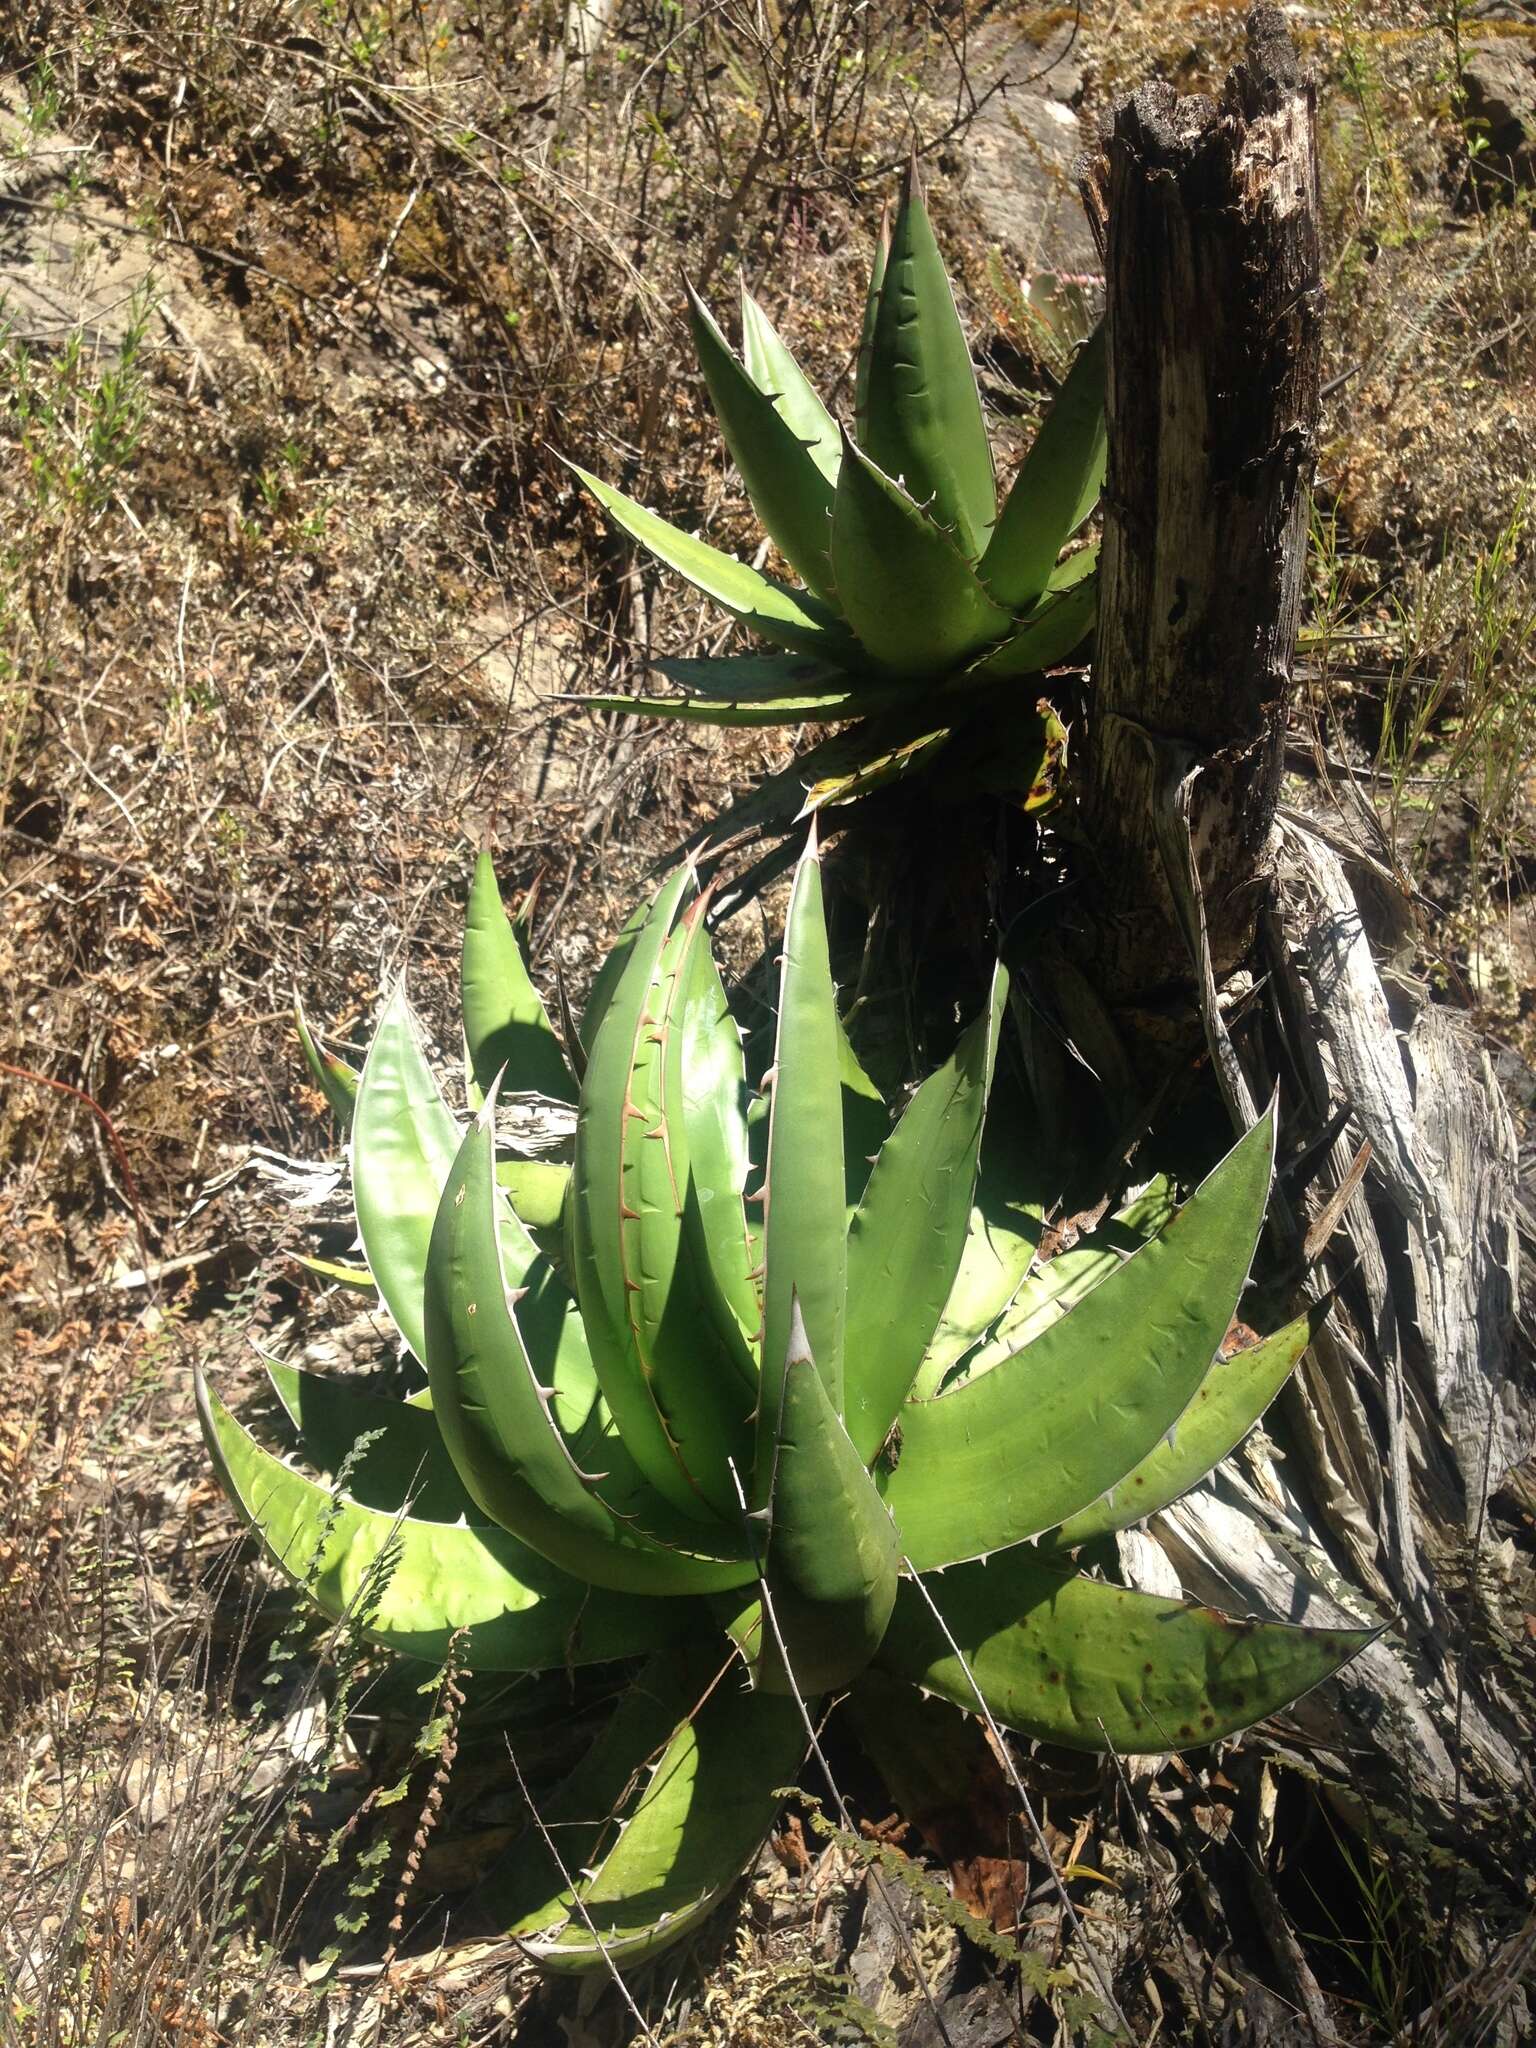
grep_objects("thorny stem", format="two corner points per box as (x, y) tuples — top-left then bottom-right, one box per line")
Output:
(902, 1562), (1136, 2041)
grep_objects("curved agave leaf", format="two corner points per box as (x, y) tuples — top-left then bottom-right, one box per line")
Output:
(757, 840), (846, 1482)
(615, 907), (757, 1518)
(653, 652), (849, 701)
(836, 1011), (889, 1217)
(752, 1302), (901, 1693)
(497, 1157), (569, 1232)
(197, 1370), (695, 1670)
(572, 871), (735, 1524)
(679, 930), (762, 1360)
(862, 165), (996, 561)
(884, 1109), (1277, 1570)
(264, 1357), (475, 1524)
(565, 460), (855, 660)
(479, 1639), (722, 1939)
(800, 724), (953, 816)
(462, 852), (576, 1104)
(687, 282), (837, 603)
(957, 1177), (1176, 1386)
(295, 997), (359, 1125)
(843, 964), (1008, 1465)
(1045, 1306), (1322, 1550)
(829, 431), (1011, 680)
(519, 1652), (807, 1970)
(982, 323), (1107, 611)
(576, 683), (888, 728)
(908, 1136), (1043, 1400)
(880, 1552), (1378, 1754)
(739, 287), (841, 487)
(425, 1098), (753, 1591)
(966, 552), (1098, 683)
(579, 891), (650, 1056)
(352, 984), (462, 1367)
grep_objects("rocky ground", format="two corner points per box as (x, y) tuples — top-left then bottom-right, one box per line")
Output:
(3, 0), (1535, 2041)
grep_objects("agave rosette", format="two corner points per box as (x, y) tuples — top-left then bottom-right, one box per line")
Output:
(202, 846), (1375, 1970)
(569, 166), (1105, 837)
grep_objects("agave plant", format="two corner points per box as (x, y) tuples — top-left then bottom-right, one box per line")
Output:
(202, 843), (1374, 1970)
(568, 166), (1105, 833)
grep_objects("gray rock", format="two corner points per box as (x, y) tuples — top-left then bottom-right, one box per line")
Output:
(1462, 39), (1536, 188)
(958, 21), (1100, 285)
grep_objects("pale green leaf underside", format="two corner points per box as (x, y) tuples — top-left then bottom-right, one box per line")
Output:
(352, 984), (462, 1368)
(196, 1370), (694, 1670)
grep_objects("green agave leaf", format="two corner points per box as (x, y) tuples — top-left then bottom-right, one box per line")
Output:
(616, 907), (757, 1520)
(196, 1370), (695, 1671)
(292, 1253), (376, 1292)
(480, 1637), (723, 1939)
(295, 997), (358, 1126)
(522, 1651), (807, 1970)
(958, 1178), (1176, 1386)
(881, 1552), (1378, 1754)
(462, 851), (576, 1104)
(751, 1301), (901, 1694)
(982, 322), (1107, 610)
(426, 1099), (753, 1592)
(497, 1158), (569, 1233)
(653, 652), (850, 701)
(837, 1011), (889, 1217)
(966, 553), (1098, 682)
(757, 840), (846, 1483)
(862, 166), (996, 560)
(679, 927), (763, 1362)
(853, 197), (892, 448)
(1046, 1306), (1322, 1551)
(580, 891), (650, 1056)
(572, 870), (730, 1525)
(565, 459), (855, 660)
(739, 286), (841, 487)
(801, 724), (953, 816)
(884, 1109), (1277, 1571)
(843, 964), (1008, 1465)
(263, 1356), (474, 1523)
(575, 682), (896, 728)
(352, 983), (462, 1367)
(687, 281), (837, 603)
(829, 431), (1011, 680)
(908, 1132), (1043, 1401)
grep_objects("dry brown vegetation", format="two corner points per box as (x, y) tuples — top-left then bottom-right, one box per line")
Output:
(2, 0), (1534, 2040)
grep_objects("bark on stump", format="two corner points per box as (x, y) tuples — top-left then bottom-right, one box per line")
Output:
(1069, 8), (1533, 2016)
